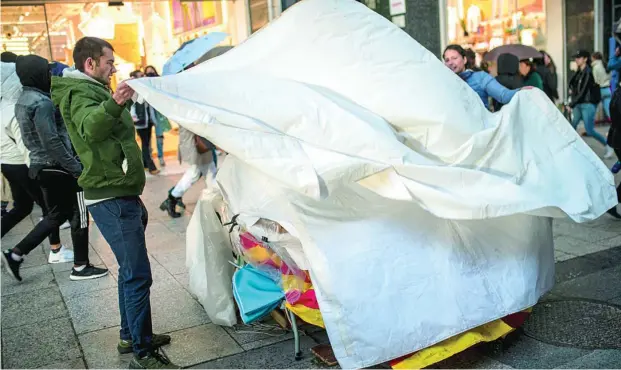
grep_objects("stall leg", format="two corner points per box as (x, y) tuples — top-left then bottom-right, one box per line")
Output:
(286, 308), (303, 360)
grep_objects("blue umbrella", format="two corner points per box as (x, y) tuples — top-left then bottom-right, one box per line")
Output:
(162, 32), (228, 76)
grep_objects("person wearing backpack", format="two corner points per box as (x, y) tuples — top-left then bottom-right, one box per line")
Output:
(568, 50), (615, 159)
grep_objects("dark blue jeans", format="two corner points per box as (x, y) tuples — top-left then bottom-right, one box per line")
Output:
(88, 197), (153, 356)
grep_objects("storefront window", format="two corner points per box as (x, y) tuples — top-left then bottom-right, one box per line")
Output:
(1, 5), (53, 60)
(249, 0), (269, 33)
(2, 1), (230, 80)
(445, 0), (546, 57)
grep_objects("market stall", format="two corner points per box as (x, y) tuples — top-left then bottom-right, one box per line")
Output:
(127, 0), (617, 368)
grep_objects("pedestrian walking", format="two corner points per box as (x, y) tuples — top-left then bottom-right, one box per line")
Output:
(443, 44), (519, 110)
(568, 50), (615, 159)
(1, 56), (106, 282)
(591, 52), (612, 120)
(51, 37), (178, 369)
(0, 61), (67, 257)
(144, 66), (171, 168)
(129, 70), (160, 175)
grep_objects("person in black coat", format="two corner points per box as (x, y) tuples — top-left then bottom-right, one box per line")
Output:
(607, 85), (621, 218)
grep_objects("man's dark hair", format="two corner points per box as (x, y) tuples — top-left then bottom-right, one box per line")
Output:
(73, 37), (114, 72)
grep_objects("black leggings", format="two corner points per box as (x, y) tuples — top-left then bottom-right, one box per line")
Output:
(13, 168), (89, 265)
(1, 164), (60, 244)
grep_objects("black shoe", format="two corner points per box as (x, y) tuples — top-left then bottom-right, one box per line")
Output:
(70, 264), (109, 281)
(129, 349), (180, 369)
(118, 334), (172, 354)
(164, 193), (181, 219)
(2, 250), (23, 281)
(607, 207), (621, 219)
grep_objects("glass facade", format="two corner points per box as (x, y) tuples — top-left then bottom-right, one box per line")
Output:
(1, 1), (236, 84)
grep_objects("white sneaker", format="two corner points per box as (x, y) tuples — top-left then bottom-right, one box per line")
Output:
(60, 221), (70, 230)
(48, 245), (74, 264)
(604, 146), (615, 159)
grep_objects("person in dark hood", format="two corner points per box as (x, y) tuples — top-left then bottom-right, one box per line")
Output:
(1, 51), (18, 63)
(2, 55), (108, 283)
(493, 53), (524, 111)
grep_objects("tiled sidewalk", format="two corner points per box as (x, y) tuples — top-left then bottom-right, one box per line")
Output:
(2, 133), (621, 369)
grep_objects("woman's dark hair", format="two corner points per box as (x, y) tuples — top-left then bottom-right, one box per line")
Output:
(443, 44), (467, 59)
(144, 65), (159, 76)
(520, 59), (538, 80)
(130, 70), (143, 78)
(592, 51), (604, 61)
(539, 50), (556, 73)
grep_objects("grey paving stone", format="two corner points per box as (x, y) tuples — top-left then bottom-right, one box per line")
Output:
(554, 249), (574, 262)
(174, 272), (191, 291)
(558, 349), (621, 369)
(37, 357), (87, 369)
(554, 235), (611, 257)
(55, 270), (117, 297)
(610, 296), (621, 305)
(151, 284), (211, 334)
(552, 219), (613, 241)
(165, 323), (243, 367)
(225, 323), (294, 351)
(552, 265), (621, 301)
(149, 261), (183, 293)
(65, 287), (121, 334)
(192, 336), (319, 369)
(1, 264), (55, 296)
(150, 249), (188, 275)
(555, 253), (613, 284)
(483, 333), (592, 368)
(1, 286), (67, 329)
(79, 326), (133, 369)
(1, 317), (81, 369)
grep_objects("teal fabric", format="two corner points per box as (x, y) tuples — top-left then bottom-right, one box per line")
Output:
(232, 264), (284, 324)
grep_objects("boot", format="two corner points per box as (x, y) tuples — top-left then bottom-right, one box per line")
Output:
(160, 190), (181, 218)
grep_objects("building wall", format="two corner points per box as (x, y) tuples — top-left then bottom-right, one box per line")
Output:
(546, 0), (566, 100)
(403, 0), (442, 57)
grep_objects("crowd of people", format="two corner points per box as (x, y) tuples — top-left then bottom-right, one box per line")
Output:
(442, 44), (621, 217)
(1, 38), (179, 368)
(2, 32), (621, 369)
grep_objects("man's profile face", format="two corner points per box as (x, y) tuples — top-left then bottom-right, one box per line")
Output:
(85, 47), (116, 86)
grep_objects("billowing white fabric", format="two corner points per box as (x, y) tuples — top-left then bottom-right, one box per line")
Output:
(126, 0), (617, 367)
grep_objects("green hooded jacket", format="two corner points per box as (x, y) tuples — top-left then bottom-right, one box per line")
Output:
(51, 70), (145, 200)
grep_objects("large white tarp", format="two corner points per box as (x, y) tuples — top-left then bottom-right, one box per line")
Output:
(127, 0), (617, 367)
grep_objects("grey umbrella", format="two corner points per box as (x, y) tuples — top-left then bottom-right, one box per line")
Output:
(484, 44), (542, 62)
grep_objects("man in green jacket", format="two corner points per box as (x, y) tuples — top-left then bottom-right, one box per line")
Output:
(52, 37), (178, 369)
